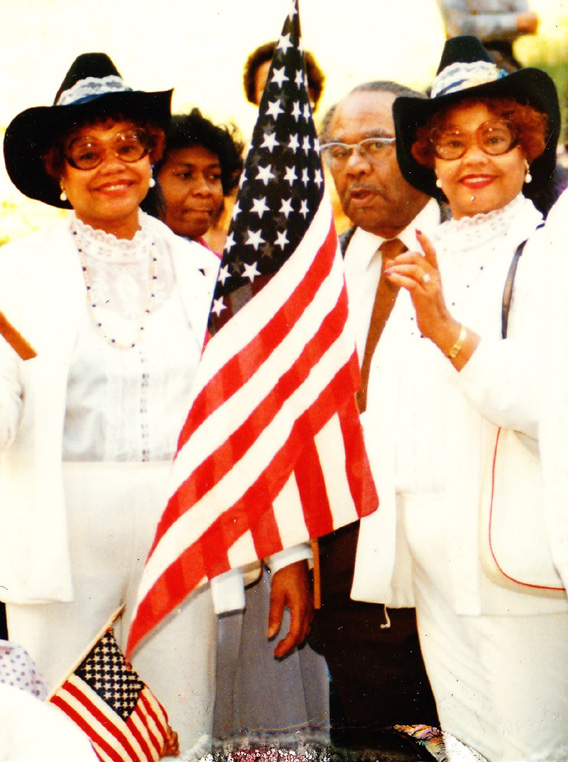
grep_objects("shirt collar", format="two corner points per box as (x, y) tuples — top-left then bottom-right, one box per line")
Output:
(344, 198), (441, 269)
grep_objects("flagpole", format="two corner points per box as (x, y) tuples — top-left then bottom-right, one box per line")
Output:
(310, 539), (321, 609)
(0, 311), (36, 360)
(47, 605), (125, 699)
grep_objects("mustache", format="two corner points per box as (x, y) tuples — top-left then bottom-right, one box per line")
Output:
(346, 182), (382, 200)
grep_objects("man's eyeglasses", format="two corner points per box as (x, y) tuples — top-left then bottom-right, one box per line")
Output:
(320, 137), (396, 166)
(430, 119), (518, 161)
(63, 129), (151, 170)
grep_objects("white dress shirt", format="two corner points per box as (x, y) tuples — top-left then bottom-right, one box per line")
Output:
(343, 199), (441, 361)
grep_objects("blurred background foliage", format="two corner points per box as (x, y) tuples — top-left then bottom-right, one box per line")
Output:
(516, 6), (568, 142)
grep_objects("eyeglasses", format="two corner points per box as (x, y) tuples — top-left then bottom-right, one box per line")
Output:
(430, 119), (518, 161)
(320, 136), (396, 165)
(63, 128), (151, 170)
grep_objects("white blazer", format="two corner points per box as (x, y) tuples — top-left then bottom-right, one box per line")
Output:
(0, 215), (218, 604)
(351, 198), (568, 617)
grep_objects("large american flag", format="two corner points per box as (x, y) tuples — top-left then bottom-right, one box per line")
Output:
(127, 0), (378, 657)
(49, 625), (170, 762)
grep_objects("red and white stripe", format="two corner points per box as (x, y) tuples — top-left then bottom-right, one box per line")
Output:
(50, 676), (168, 762)
(127, 195), (377, 656)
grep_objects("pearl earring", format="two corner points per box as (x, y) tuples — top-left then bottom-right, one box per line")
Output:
(149, 177), (156, 188)
(524, 160), (532, 184)
(435, 178), (442, 189)
(60, 187), (67, 201)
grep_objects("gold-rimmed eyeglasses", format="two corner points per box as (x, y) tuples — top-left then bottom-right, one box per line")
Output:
(63, 128), (151, 170)
(430, 119), (518, 161)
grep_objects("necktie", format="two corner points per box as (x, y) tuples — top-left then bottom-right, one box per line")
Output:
(356, 238), (407, 413)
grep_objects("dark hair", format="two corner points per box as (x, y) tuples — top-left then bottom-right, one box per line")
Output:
(319, 80), (426, 143)
(42, 112), (165, 181)
(411, 97), (548, 167)
(154, 108), (244, 195)
(243, 40), (325, 109)
(350, 81), (426, 99)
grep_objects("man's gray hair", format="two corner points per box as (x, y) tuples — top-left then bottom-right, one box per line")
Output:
(319, 80), (426, 143)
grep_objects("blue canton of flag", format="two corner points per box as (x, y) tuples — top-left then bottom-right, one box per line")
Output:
(210, 1), (324, 332)
(50, 622), (172, 762)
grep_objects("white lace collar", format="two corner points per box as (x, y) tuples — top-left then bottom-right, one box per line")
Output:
(69, 210), (176, 347)
(71, 211), (154, 263)
(434, 194), (534, 252)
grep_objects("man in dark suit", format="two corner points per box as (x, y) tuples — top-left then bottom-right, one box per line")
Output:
(313, 81), (442, 751)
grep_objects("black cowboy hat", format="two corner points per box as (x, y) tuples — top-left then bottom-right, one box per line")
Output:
(3, 52), (172, 209)
(393, 36), (560, 201)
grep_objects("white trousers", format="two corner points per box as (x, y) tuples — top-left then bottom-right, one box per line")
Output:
(401, 493), (568, 762)
(7, 461), (217, 753)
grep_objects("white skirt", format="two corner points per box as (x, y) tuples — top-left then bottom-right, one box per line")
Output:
(7, 461), (217, 752)
(401, 491), (568, 761)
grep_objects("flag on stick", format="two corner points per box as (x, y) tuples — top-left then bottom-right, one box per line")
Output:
(127, 0), (378, 657)
(0, 311), (36, 360)
(49, 611), (173, 762)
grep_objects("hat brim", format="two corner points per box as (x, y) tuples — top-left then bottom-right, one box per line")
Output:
(3, 89), (172, 208)
(393, 67), (560, 201)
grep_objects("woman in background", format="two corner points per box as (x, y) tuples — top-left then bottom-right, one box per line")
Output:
(145, 108), (243, 253)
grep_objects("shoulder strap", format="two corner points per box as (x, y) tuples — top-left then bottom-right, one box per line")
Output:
(501, 240), (527, 339)
(501, 225), (543, 339)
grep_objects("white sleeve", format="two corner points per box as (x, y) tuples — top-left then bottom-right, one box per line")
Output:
(0, 338), (23, 452)
(265, 543), (312, 574)
(457, 336), (540, 437)
(537, 214), (568, 588)
(455, 232), (550, 438)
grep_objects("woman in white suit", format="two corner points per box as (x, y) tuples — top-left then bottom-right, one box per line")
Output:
(0, 52), (219, 753)
(351, 36), (568, 761)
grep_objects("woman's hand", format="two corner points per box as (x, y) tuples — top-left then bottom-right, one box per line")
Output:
(161, 726), (180, 757)
(384, 230), (479, 369)
(384, 230), (454, 342)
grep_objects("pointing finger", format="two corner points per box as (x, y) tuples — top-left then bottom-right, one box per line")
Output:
(416, 229), (439, 271)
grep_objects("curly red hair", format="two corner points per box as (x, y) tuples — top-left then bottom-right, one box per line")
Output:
(411, 97), (548, 167)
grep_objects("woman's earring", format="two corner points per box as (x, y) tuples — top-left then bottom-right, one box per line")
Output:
(60, 187), (67, 201)
(524, 160), (532, 184)
(149, 177), (156, 188)
(435, 178), (443, 189)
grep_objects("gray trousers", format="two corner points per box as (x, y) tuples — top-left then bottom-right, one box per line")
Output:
(213, 568), (329, 739)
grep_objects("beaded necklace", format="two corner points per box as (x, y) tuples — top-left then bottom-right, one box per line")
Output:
(72, 227), (158, 349)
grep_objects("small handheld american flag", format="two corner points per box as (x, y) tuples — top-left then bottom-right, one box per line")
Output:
(49, 613), (173, 762)
(127, 0), (378, 658)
